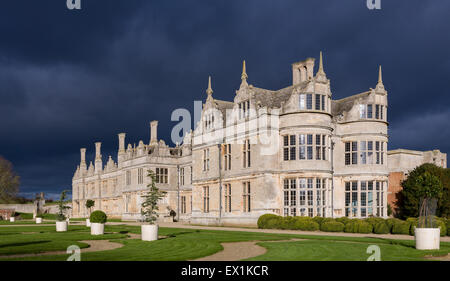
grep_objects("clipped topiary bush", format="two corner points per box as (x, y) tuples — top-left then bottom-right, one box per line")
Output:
(280, 216), (296, 230)
(386, 218), (401, 233)
(293, 217), (319, 231)
(357, 221), (373, 234)
(406, 217), (418, 236)
(374, 222), (390, 234)
(344, 220), (358, 233)
(320, 221), (345, 232)
(257, 214), (279, 229)
(312, 216), (326, 226)
(433, 218), (447, 237)
(344, 220), (373, 234)
(447, 219), (450, 236)
(335, 217), (351, 225)
(392, 221), (410, 235)
(365, 217), (385, 228)
(90, 210), (107, 224)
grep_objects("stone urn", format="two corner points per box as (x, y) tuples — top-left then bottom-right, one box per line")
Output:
(141, 224), (158, 241)
(56, 221), (68, 232)
(9, 217), (15, 222)
(415, 228), (440, 250)
(36, 217), (42, 224)
(86, 219), (91, 227)
(91, 223), (105, 235)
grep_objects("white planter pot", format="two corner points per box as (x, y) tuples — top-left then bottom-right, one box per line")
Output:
(141, 224), (158, 241)
(56, 221), (68, 232)
(86, 219), (91, 227)
(36, 218), (42, 224)
(415, 228), (440, 250)
(9, 217), (15, 222)
(91, 223), (104, 235)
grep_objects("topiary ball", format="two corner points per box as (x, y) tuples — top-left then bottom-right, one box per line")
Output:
(90, 210), (107, 224)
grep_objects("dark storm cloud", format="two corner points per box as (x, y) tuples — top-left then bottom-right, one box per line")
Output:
(0, 0), (449, 198)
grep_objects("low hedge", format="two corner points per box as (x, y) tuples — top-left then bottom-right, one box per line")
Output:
(374, 222), (390, 234)
(344, 220), (373, 234)
(90, 210), (107, 224)
(293, 217), (319, 231)
(321, 221), (345, 232)
(257, 214), (280, 229)
(447, 219), (450, 236)
(335, 217), (351, 225)
(392, 221), (411, 235)
(256, 214), (448, 236)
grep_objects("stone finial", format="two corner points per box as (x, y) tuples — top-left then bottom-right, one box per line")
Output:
(240, 60), (248, 88)
(375, 65), (385, 92)
(241, 60), (248, 81)
(315, 51), (327, 83)
(206, 76), (213, 98)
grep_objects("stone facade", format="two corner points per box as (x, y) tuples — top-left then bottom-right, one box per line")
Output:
(72, 53), (446, 226)
(387, 149), (447, 212)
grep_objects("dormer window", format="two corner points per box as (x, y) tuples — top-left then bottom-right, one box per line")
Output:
(299, 93), (324, 111)
(238, 100), (250, 119)
(360, 104), (385, 120)
(204, 113), (214, 130)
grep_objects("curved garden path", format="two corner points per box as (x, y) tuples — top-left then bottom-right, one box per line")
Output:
(194, 239), (305, 261)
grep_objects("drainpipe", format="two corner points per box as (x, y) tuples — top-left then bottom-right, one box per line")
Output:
(177, 164), (180, 222)
(218, 143), (223, 224)
(331, 140), (335, 218)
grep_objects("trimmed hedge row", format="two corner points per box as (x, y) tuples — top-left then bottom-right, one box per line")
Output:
(257, 214), (450, 236)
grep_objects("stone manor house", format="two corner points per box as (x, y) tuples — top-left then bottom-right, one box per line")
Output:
(71, 53), (447, 226)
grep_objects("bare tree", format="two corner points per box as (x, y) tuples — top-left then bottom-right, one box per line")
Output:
(0, 156), (20, 203)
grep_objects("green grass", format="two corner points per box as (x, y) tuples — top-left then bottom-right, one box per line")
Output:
(0, 220), (55, 225)
(247, 239), (450, 261)
(0, 224), (448, 261)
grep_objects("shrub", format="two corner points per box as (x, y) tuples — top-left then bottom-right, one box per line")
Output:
(280, 216), (296, 230)
(293, 217), (319, 231)
(433, 218), (447, 237)
(344, 220), (373, 234)
(357, 221), (373, 234)
(257, 214), (280, 229)
(392, 221), (411, 235)
(35, 213), (44, 218)
(335, 217), (351, 225)
(320, 221), (344, 232)
(312, 216), (326, 226)
(406, 218), (418, 236)
(374, 222), (390, 234)
(447, 219), (450, 236)
(90, 210), (107, 224)
(365, 217), (385, 228)
(386, 218), (401, 232)
(344, 220), (358, 233)
(265, 216), (284, 229)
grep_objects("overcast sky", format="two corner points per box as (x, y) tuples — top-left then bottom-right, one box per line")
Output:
(0, 1), (449, 199)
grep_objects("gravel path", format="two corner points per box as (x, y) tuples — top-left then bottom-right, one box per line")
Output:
(193, 238), (305, 261)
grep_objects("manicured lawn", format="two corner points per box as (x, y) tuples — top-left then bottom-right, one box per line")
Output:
(0, 224), (448, 261)
(0, 220), (55, 225)
(247, 239), (450, 261)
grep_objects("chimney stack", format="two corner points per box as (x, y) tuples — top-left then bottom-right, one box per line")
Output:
(117, 133), (126, 168)
(150, 120), (158, 144)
